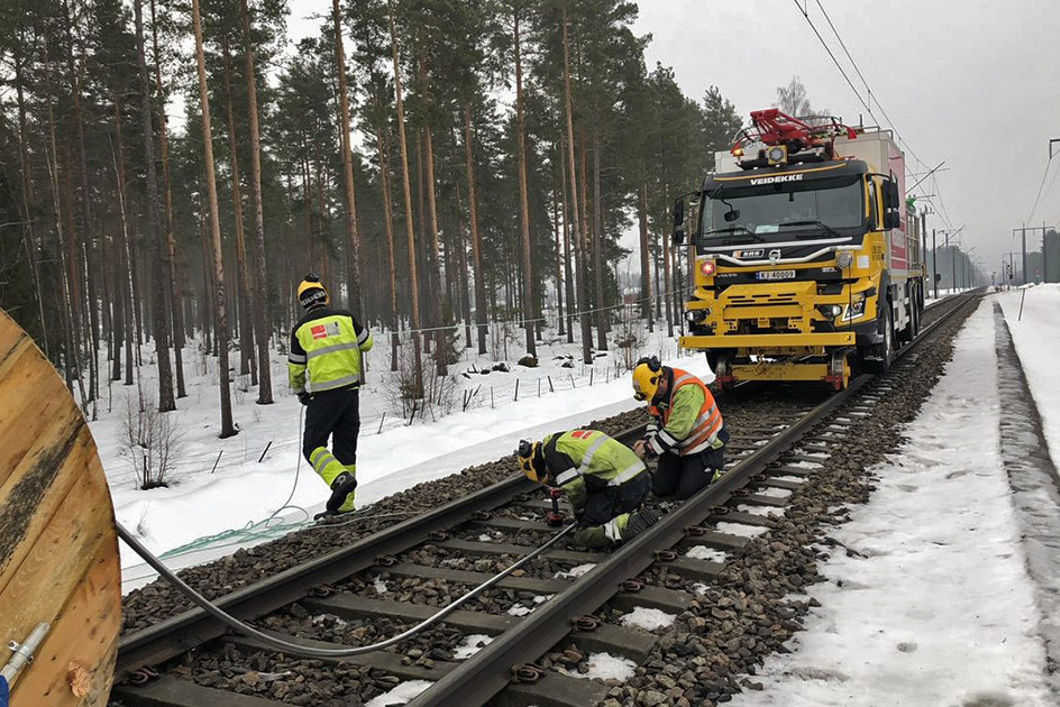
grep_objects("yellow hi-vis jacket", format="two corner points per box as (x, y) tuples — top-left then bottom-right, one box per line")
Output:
(541, 430), (646, 513)
(288, 305), (374, 395)
(646, 368), (724, 456)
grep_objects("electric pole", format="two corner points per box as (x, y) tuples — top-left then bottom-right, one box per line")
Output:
(1012, 225), (1055, 284)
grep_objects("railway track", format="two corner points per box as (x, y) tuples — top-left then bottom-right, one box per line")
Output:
(109, 291), (979, 707)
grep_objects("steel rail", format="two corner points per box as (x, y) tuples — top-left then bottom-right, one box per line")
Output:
(407, 290), (980, 707)
(115, 427), (645, 676)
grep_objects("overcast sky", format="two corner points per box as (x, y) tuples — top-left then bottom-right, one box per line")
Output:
(286, 0), (1060, 277)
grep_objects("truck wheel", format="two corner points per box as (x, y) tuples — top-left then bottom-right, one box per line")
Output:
(863, 306), (893, 374)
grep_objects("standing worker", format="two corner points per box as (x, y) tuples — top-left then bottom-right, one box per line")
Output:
(631, 357), (729, 500)
(288, 275), (374, 517)
(517, 430), (657, 548)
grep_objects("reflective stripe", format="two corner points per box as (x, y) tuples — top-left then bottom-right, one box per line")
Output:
(307, 374), (361, 393)
(678, 405), (720, 448)
(577, 435), (608, 474)
(648, 435), (666, 456)
(608, 462), (644, 486)
(306, 341), (361, 359)
(555, 467), (579, 485)
(288, 353), (307, 364)
(357, 328), (371, 344)
(657, 429), (679, 448)
(603, 517), (622, 542)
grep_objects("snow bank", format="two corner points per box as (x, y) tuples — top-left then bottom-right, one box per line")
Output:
(731, 300), (1052, 706)
(996, 284), (1060, 464)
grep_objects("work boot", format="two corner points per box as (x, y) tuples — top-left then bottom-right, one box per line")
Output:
(620, 507), (658, 541)
(326, 472), (358, 515)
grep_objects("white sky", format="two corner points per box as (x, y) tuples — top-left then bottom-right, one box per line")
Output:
(283, 0), (1060, 275)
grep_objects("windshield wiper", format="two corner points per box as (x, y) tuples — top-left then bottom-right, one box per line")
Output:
(777, 220), (842, 239)
(703, 225), (763, 243)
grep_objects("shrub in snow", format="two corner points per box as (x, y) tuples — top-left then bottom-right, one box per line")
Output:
(517, 355), (538, 368)
(121, 389), (182, 490)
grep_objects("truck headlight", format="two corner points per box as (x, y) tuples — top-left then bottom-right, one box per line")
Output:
(836, 251), (854, 269)
(840, 299), (866, 321)
(685, 309), (710, 323)
(818, 304), (842, 318)
(699, 259), (717, 277)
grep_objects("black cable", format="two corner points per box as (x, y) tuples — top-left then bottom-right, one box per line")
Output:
(116, 519), (576, 658)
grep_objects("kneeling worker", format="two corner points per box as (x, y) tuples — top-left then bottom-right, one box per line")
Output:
(631, 357), (729, 500)
(288, 275), (374, 517)
(517, 430), (657, 548)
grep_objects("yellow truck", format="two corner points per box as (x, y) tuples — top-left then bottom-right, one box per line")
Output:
(673, 109), (924, 390)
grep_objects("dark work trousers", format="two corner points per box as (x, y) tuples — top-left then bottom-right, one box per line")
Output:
(302, 388), (361, 466)
(652, 445), (726, 500)
(578, 472), (651, 527)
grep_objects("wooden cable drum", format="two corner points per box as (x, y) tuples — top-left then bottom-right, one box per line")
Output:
(0, 309), (120, 705)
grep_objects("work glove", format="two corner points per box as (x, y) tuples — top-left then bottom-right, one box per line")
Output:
(297, 391), (310, 406)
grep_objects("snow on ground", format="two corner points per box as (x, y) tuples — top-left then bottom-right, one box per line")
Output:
(553, 563), (596, 580)
(506, 604), (532, 617)
(452, 634), (493, 660)
(619, 607), (676, 631)
(557, 652), (637, 682)
(714, 522), (768, 538)
(99, 329), (709, 590)
(363, 679), (433, 707)
(996, 283), (1060, 464)
(731, 300), (1053, 706)
(684, 546), (728, 563)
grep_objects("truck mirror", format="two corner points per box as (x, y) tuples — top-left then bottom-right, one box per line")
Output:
(672, 197), (686, 245)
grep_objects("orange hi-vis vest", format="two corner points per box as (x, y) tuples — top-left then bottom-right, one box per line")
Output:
(648, 368), (724, 456)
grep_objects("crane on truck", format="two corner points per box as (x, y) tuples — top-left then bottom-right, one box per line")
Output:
(673, 108), (925, 391)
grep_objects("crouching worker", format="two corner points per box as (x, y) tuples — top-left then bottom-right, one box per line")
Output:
(517, 430), (657, 548)
(632, 356), (729, 500)
(288, 275), (374, 518)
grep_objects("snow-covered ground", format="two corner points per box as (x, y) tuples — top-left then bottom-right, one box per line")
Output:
(92, 327), (709, 591)
(996, 284), (1060, 464)
(732, 299), (1055, 706)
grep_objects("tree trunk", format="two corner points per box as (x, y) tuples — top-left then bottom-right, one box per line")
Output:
(388, 5), (423, 397)
(240, 0), (272, 404)
(562, 7), (591, 364)
(513, 11), (536, 357)
(424, 125), (448, 374)
(552, 162), (564, 337)
(134, 0), (175, 411)
(591, 134), (607, 350)
(150, 0), (186, 399)
(222, 37), (256, 384)
(639, 182), (653, 331)
(560, 148), (575, 344)
(332, 0), (362, 314)
(193, 0), (237, 438)
(111, 99), (136, 386)
(454, 178), (473, 349)
(375, 126), (400, 373)
(464, 103), (488, 355)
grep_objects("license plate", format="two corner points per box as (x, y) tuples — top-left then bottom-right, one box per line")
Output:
(756, 270), (796, 281)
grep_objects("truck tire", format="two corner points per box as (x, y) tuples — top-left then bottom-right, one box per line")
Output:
(863, 305), (893, 374)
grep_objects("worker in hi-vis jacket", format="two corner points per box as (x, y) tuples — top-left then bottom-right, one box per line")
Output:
(288, 275), (373, 517)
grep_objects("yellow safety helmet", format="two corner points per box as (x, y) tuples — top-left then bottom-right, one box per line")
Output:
(517, 439), (547, 483)
(632, 356), (663, 402)
(297, 274), (328, 309)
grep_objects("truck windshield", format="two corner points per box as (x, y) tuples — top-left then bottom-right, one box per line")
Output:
(701, 178), (863, 244)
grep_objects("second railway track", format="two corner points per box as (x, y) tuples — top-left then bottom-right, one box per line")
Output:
(109, 292), (979, 707)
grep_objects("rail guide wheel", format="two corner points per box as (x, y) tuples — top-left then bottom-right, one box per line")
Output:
(0, 309), (121, 706)
(826, 350), (851, 391)
(713, 353), (736, 393)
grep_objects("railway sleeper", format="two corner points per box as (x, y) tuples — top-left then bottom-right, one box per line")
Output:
(493, 670), (609, 707)
(431, 538), (606, 565)
(111, 674), (288, 707)
(224, 631), (458, 682)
